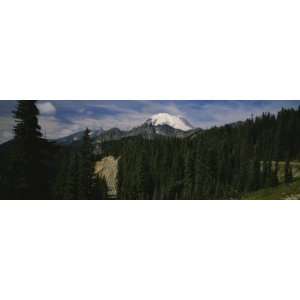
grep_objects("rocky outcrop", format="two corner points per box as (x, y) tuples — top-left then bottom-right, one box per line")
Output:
(95, 156), (119, 198)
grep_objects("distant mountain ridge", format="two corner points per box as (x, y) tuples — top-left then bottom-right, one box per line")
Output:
(56, 113), (200, 145)
(55, 128), (104, 144)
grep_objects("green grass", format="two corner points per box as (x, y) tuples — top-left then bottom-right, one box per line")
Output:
(242, 177), (300, 200)
(242, 161), (300, 200)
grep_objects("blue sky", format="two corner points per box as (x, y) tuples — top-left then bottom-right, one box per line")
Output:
(0, 100), (299, 143)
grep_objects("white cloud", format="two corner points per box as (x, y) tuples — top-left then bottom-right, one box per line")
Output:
(0, 116), (14, 143)
(37, 102), (56, 115)
(38, 116), (78, 139)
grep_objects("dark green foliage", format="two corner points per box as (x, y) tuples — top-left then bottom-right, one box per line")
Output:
(94, 175), (108, 200)
(284, 158), (293, 184)
(271, 161), (279, 187)
(5, 100), (53, 199)
(52, 128), (108, 200)
(247, 156), (261, 191)
(53, 148), (71, 199)
(111, 107), (300, 199)
(135, 151), (153, 199)
(78, 129), (95, 199)
(64, 152), (80, 199)
(183, 149), (194, 199)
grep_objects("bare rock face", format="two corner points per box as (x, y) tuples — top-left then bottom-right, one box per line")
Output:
(95, 156), (119, 198)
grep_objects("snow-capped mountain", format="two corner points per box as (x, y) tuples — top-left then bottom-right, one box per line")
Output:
(146, 113), (193, 131)
(56, 113), (199, 145)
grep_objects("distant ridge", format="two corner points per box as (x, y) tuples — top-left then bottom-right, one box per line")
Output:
(55, 113), (198, 145)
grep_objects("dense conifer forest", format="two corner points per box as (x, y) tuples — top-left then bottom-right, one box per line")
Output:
(0, 101), (107, 200)
(0, 100), (300, 199)
(103, 107), (300, 199)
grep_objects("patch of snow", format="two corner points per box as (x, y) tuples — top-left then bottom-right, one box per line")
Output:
(147, 113), (193, 131)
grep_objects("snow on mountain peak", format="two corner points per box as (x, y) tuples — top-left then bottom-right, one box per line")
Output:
(147, 113), (193, 131)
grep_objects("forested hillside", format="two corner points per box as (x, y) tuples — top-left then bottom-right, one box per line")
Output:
(100, 108), (300, 199)
(0, 101), (107, 200)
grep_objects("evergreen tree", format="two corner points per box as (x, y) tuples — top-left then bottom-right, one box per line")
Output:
(261, 160), (268, 187)
(271, 160), (279, 187)
(53, 149), (70, 199)
(64, 152), (80, 199)
(246, 156), (261, 192)
(94, 175), (108, 199)
(135, 150), (152, 199)
(78, 128), (95, 199)
(284, 158), (293, 184)
(183, 149), (194, 199)
(9, 100), (50, 199)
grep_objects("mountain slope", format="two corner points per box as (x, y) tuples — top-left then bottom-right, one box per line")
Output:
(146, 113), (193, 131)
(56, 128), (104, 144)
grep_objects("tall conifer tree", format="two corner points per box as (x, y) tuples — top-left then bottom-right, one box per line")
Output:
(284, 158), (293, 184)
(78, 128), (95, 199)
(10, 100), (49, 199)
